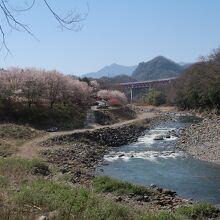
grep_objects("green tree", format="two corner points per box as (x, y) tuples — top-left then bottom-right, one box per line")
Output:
(172, 48), (220, 111)
(143, 89), (166, 106)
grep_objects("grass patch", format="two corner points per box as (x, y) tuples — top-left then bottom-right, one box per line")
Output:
(142, 204), (218, 220)
(142, 211), (176, 220)
(93, 176), (152, 195)
(0, 158), (50, 184)
(176, 203), (217, 219)
(0, 158), (52, 219)
(15, 179), (143, 220)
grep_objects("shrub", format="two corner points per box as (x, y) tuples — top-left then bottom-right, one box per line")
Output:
(143, 89), (166, 106)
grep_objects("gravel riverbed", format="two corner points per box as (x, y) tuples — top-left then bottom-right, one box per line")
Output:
(177, 115), (220, 164)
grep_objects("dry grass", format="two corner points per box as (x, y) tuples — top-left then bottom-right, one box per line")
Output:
(0, 123), (45, 157)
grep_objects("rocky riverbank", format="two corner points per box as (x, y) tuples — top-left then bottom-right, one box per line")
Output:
(41, 116), (165, 183)
(177, 115), (220, 164)
(109, 184), (192, 211)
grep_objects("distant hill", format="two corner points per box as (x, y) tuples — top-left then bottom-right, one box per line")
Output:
(82, 64), (137, 79)
(132, 56), (186, 81)
(81, 56), (192, 83)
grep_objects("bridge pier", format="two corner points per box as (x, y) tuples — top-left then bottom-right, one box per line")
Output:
(130, 87), (133, 102)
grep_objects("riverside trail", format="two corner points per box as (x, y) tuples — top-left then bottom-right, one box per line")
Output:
(15, 111), (157, 159)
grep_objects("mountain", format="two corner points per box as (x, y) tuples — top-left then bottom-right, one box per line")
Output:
(82, 64), (137, 79)
(132, 56), (186, 81)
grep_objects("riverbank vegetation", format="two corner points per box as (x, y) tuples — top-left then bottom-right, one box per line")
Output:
(0, 157), (218, 219)
(94, 176), (152, 195)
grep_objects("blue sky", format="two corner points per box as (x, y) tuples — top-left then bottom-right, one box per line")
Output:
(1, 0), (220, 75)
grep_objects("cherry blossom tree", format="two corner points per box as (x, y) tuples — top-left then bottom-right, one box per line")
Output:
(22, 68), (45, 107)
(97, 89), (127, 105)
(0, 67), (92, 108)
(0, 67), (23, 101)
(44, 70), (64, 108)
(90, 80), (99, 91)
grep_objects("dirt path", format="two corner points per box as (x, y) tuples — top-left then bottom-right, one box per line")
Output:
(15, 111), (157, 159)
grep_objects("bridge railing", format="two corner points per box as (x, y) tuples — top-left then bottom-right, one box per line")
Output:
(117, 77), (177, 89)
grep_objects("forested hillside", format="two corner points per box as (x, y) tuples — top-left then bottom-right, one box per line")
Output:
(169, 49), (220, 111)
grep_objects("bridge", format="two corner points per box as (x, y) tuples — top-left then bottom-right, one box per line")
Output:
(117, 77), (177, 100)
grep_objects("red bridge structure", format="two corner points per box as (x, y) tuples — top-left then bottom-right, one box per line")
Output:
(117, 77), (177, 100)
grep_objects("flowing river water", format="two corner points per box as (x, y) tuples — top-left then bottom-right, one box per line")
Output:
(96, 116), (220, 205)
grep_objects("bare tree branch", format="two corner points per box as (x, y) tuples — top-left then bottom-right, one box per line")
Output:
(0, 0), (88, 56)
(6, 0), (36, 12)
(43, 0), (88, 31)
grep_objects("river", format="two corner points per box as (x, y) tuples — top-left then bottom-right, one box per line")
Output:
(96, 116), (220, 205)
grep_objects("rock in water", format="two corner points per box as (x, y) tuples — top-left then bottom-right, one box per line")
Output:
(154, 135), (164, 141)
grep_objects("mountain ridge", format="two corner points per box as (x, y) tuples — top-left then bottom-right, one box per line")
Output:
(82, 63), (137, 78)
(132, 56), (186, 81)
(82, 56), (191, 82)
